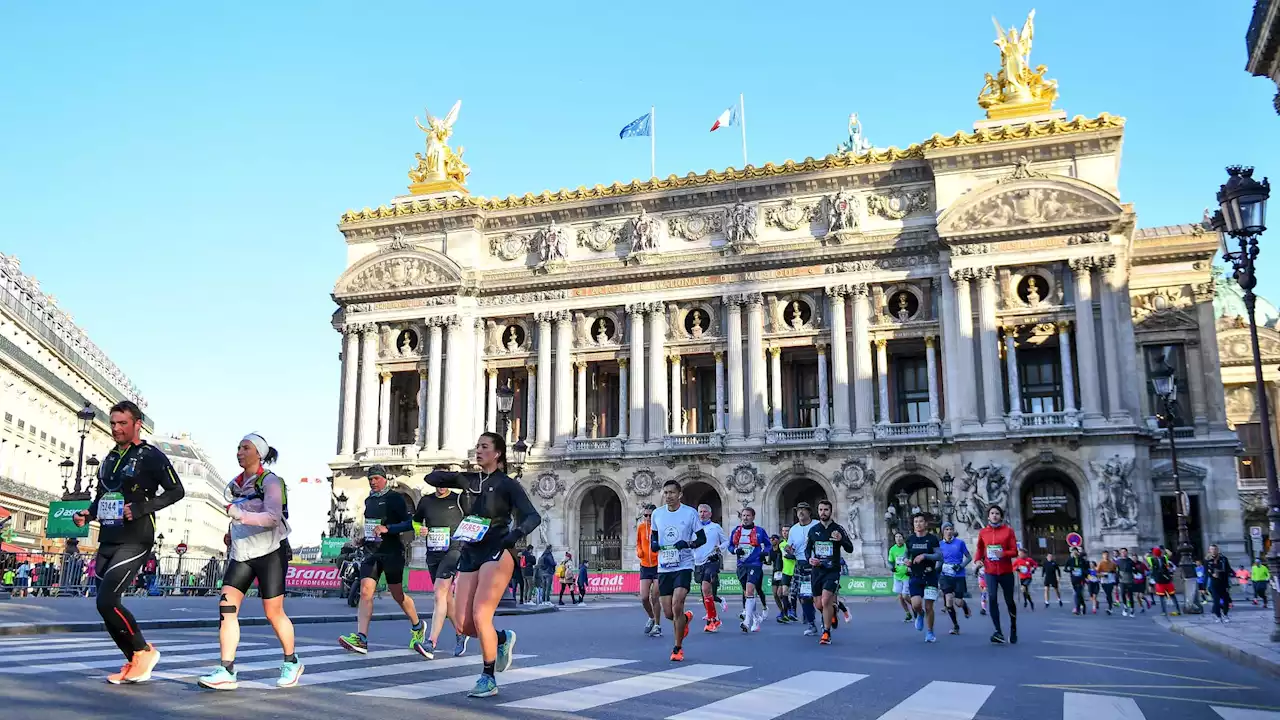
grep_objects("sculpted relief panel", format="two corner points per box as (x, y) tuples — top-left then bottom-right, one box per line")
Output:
(938, 180), (1121, 238)
(343, 255), (447, 295)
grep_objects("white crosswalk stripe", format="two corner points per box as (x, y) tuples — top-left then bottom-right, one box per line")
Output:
(873, 680), (995, 720)
(4, 641), (241, 664)
(151, 648), (422, 681)
(503, 663), (746, 712)
(355, 657), (634, 700)
(0, 636), (111, 648)
(0, 643), (313, 675)
(1064, 692), (1146, 720)
(666, 670), (868, 720)
(238, 653), (532, 690)
(1211, 708), (1280, 720)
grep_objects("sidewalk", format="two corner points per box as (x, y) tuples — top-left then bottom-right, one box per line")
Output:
(1153, 603), (1280, 678)
(0, 593), (555, 636)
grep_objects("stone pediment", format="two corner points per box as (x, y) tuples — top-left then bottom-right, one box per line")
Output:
(334, 249), (463, 299)
(937, 176), (1122, 240)
(1219, 326), (1280, 366)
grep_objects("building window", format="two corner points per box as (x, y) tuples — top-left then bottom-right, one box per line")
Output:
(1235, 422), (1268, 479)
(39, 432), (46, 442)
(3, 413), (10, 424)
(789, 359), (819, 428)
(895, 356), (930, 423)
(1018, 348), (1063, 413)
(16, 419), (24, 430)
(1144, 344), (1190, 426)
(28, 424), (35, 436)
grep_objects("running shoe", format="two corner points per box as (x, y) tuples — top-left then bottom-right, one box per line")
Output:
(1059, 600), (1063, 607)
(841, 606), (851, 623)
(276, 660), (304, 688)
(1044, 602), (1049, 608)
(454, 633), (469, 657)
(980, 609), (987, 616)
(411, 625), (430, 658)
(903, 612), (913, 623)
(648, 625), (663, 638)
(495, 630), (517, 673)
(124, 646), (160, 683)
(786, 611), (798, 622)
(197, 666), (238, 691)
(670, 647), (685, 662)
(1170, 611), (1181, 617)
(963, 606), (971, 619)
(1009, 626), (1018, 644)
(990, 631), (1006, 644)
(467, 674), (498, 698)
(949, 626), (960, 636)
(339, 633), (368, 654)
(1223, 615), (1232, 624)
(803, 624), (818, 636)
(776, 613), (788, 623)
(719, 597), (727, 612)
(819, 631), (831, 645)
(682, 611), (692, 641)
(644, 618), (655, 635)
(914, 614), (924, 632)
(704, 620), (719, 633)
(925, 631), (937, 643)
(418, 640), (436, 660)
(740, 618), (750, 633)
(106, 661), (134, 685)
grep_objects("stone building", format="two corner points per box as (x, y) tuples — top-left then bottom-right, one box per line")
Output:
(150, 433), (229, 559)
(1247, 0), (1280, 114)
(328, 17), (1246, 570)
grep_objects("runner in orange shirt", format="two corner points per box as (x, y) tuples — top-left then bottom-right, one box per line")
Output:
(636, 504), (662, 637)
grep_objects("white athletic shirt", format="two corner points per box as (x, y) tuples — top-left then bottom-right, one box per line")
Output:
(651, 503), (700, 573)
(693, 522), (730, 566)
(787, 520), (818, 561)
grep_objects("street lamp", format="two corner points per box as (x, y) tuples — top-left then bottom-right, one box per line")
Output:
(1151, 361), (1198, 610)
(61, 403), (97, 555)
(509, 438), (529, 480)
(896, 489), (910, 534)
(1215, 165), (1279, 639)
(941, 471), (955, 525)
(59, 458), (74, 494)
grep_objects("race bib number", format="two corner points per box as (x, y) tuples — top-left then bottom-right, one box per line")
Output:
(1103, 573), (1116, 584)
(799, 580), (812, 597)
(1133, 573), (1144, 582)
(986, 545), (1002, 561)
(923, 586), (940, 601)
(363, 520), (381, 542)
(895, 556), (906, 567)
(453, 516), (491, 543)
(814, 541), (833, 559)
(773, 571), (783, 582)
(98, 493), (125, 526)
(426, 527), (451, 551)
(1072, 568), (1083, 578)
(942, 563), (958, 577)
(658, 547), (680, 570)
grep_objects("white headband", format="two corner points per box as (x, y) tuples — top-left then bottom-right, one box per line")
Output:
(243, 433), (269, 461)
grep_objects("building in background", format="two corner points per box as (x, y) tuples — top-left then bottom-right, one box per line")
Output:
(0, 253), (150, 554)
(150, 433), (228, 558)
(1247, 0), (1280, 114)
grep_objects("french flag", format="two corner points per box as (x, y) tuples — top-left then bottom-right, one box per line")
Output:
(710, 104), (739, 132)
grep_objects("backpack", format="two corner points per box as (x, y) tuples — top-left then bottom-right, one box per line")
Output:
(237, 471), (290, 519)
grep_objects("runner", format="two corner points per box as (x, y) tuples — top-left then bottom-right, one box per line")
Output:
(422, 432), (542, 698)
(1251, 557), (1271, 608)
(905, 512), (942, 643)
(786, 502), (820, 636)
(1013, 549), (1038, 610)
(802, 500), (852, 645)
(887, 531), (912, 623)
(1149, 547), (1182, 616)
(636, 504), (663, 638)
(1114, 547), (1137, 617)
(730, 507), (772, 633)
(1041, 552), (1063, 608)
(1195, 559), (1209, 605)
(768, 531), (789, 623)
(72, 400), (185, 684)
(938, 522), (972, 635)
(1097, 550), (1117, 615)
(648, 479), (705, 661)
(974, 504), (1019, 644)
(413, 481), (465, 658)
(198, 434), (301, 690)
(1205, 545), (1232, 622)
(1132, 551), (1150, 613)
(693, 504), (729, 632)
(1065, 546), (1088, 616)
(1086, 560), (1101, 614)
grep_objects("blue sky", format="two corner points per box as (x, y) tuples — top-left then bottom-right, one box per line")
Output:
(1, 2), (1276, 543)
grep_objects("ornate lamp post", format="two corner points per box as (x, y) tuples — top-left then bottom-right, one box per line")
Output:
(896, 489), (910, 534)
(494, 381), (529, 479)
(60, 403), (99, 555)
(509, 438), (529, 481)
(1151, 361), (1199, 610)
(1214, 165), (1279, 639)
(495, 384), (515, 439)
(941, 471), (956, 525)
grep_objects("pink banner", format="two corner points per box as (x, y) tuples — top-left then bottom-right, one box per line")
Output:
(407, 569), (435, 593)
(285, 565), (340, 589)
(555, 571), (639, 594)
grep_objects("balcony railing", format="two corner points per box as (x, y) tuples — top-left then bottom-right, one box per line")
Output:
(1005, 411), (1079, 431)
(357, 444), (417, 460)
(765, 427), (829, 444)
(567, 437), (625, 454)
(662, 433), (725, 450)
(872, 421), (942, 440)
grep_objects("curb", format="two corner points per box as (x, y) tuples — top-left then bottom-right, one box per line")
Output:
(1154, 615), (1280, 679)
(0, 603), (556, 637)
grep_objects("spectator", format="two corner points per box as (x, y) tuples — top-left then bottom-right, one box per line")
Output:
(557, 555), (578, 605)
(537, 545), (555, 604)
(520, 546), (536, 603)
(1, 566), (13, 592)
(16, 560), (31, 597)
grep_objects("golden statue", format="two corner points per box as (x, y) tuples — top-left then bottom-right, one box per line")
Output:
(408, 100), (470, 195)
(977, 10), (1059, 120)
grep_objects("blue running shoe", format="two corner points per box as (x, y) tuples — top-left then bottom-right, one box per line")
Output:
(467, 673), (498, 698)
(453, 633), (469, 657)
(495, 630), (517, 673)
(276, 660), (304, 688)
(197, 666), (238, 691)
(925, 631), (937, 643)
(915, 614), (924, 632)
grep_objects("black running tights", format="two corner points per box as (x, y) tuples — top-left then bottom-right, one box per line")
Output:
(95, 544), (151, 658)
(984, 572), (1017, 634)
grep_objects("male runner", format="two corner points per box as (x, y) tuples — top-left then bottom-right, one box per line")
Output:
(778, 525), (798, 621)
(805, 500), (852, 645)
(1149, 547), (1182, 616)
(339, 466), (427, 656)
(73, 400), (185, 684)
(1042, 552), (1062, 607)
(887, 531), (912, 622)
(650, 480), (706, 661)
(1013, 549), (1038, 610)
(413, 482), (465, 658)
(636, 504), (662, 637)
(729, 507), (771, 633)
(1114, 547), (1137, 617)
(938, 522), (972, 635)
(905, 512), (942, 643)
(1132, 552), (1150, 613)
(1065, 546), (1089, 615)
(786, 503), (820, 635)
(1205, 545), (1232, 622)
(692, 504), (729, 632)
(975, 504), (1019, 644)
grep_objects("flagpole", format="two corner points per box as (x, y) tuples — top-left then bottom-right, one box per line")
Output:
(650, 105), (656, 179)
(739, 93), (748, 167)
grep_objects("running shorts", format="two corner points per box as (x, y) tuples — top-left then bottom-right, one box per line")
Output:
(736, 564), (763, 591)
(1088, 582), (1100, 596)
(779, 573), (792, 587)
(657, 569), (693, 596)
(694, 559), (720, 585)
(457, 544), (510, 573)
(1154, 581), (1177, 596)
(1044, 578), (1059, 589)
(908, 573), (939, 599)
(360, 551), (407, 585)
(223, 544), (289, 600)
(426, 548), (461, 583)
(939, 574), (968, 599)
(811, 568), (840, 594)
(1019, 577), (1033, 587)
(893, 578), (909, 595)
(640, 565), (659, 581)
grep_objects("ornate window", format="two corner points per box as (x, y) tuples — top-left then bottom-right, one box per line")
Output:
(1018, 348), (1063, 414)
(894, 356), (930, 422)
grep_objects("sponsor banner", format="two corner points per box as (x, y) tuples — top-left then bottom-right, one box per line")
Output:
(545, 570), (893, 597)
(320, 537), (347, 559)
(285, 564), (340, 589)
(407, 569), (435, 593)
(45, 500), (92, 539)
(842, 576), (893, 595)
(553, 571), (641, 594)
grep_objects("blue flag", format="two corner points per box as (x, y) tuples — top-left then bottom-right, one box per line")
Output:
(619, 112), (652, 139)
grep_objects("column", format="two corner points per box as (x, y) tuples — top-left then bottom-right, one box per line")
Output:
(1004, 326), (1022, 418)
(950, 270), (981, 430)
(714, 350), (727, 434)
(1057, 322), (1077, 415)
(416, 367), (429, 445)
(1070, 259), (1104, 424)
(524, 364), (537, 442)
(976, 267), (1004, 430)
(626, 304), (646, 443)
(826, 287), (852, 439)
(442, 316), (467, 453)
(617, 358), (630, 439)
(358, 324), (379, 450)
(424, 321), (443, 452)
(575, 360), (588, 438)
(485, 368), (497, 433)
(816, 343), (830, 428)
(1095, 255), (1127, 423)
(554, 311), (574, 447)
(341, 329), (359, 454)
(851, 285), (874, 437)
(1194, 282), (1228, 429)
(725, 297), (746, 442)
(769, 346), (783, 429)
(925, 335), (939, 423)
(647, 302), (668, 443)
(536, 312), (553, 448)
(669, 353), (682, 434)
(875, 339), (890, 425)
(474, 319), (487, 438)
(377, 371), (392, 445)
(746, 293), (768, 439)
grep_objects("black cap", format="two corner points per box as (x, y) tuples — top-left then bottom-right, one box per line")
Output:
(366, 464), (389, 480)
(795, 502), (811, 510)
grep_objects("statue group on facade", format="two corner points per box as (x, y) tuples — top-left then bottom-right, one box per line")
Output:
(410, 100), (470, 189)
(1092, 455), (1138, 531)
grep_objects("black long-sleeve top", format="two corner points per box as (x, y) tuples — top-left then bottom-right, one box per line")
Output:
(805, 521), (855, 570)
(86, 441), (185, 547)
(423, 469), (541, 551)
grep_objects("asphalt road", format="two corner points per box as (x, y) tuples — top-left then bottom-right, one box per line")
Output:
(2, 594), (1278, 720)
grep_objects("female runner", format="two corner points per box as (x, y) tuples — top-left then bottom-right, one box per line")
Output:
(198, 433), (302, 690)
(424, 432), (540, 698)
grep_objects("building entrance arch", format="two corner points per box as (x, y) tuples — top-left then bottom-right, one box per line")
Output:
(775, 477), (828, 533)
(682, 481), (723, 524)
(884, 475), (941, 538)
(1019, 469), (1081, 562)
(578, 486), (623, 569)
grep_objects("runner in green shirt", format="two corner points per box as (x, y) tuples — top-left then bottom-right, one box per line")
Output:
(888, 532), (913, 622)
(1251, 559), (1271, 609)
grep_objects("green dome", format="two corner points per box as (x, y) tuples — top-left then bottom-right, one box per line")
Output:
(1215, 267), (1280, 328)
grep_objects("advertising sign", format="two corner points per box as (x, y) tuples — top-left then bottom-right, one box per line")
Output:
(545, 571), (894, 597)
(44, 500), (91, 539)
(321, 537), (347, 559)
(284, 565), (340, 589)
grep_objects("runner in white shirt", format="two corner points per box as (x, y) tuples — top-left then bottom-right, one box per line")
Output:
(691, 504), (729, 632)
(649, 480), (706, 662)
(786, 503), (821, 636)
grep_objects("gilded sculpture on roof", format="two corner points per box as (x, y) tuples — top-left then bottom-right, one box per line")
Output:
(978, 10), (1059, 120)
(409, 100), (470, 195)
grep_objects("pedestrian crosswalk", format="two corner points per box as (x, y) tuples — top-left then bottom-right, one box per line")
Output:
(0, 633), (1276, 720)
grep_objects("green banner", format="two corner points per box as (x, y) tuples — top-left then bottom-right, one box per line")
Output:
(690, 572), (893, 597)
(45, 500), (91, 539)
(321, 537), (347, 559)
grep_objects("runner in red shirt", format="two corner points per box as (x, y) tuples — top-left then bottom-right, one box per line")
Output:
(1012, 549), (1038, 610)
(974, 504), (1020, 645)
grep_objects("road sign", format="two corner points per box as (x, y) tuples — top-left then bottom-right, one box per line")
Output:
(175, 542), (188, 555)
(1250, 526), (1263, 540)
(1066, 532), (1083, 547)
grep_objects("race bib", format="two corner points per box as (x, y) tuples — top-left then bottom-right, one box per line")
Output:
(658, 547), (680, 570)
(453, 516), (491, 543)
(895, 556), (906, 567)
(1103, 573), (1116, 584)
(773, 571), (783, 582)
(1133, 573), (1144, 582)
(923, 586), (940, 601)
(942, 563), (958, 577)
(98, 492), (125, 527)
(363, 520), (381, 542)
(814, 541), (833, 559)
(799, 580), (812, 597)
(986, 545), (1002, 561)
(426, 527), (450, 551)
(1072, 568), (1083, 578)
